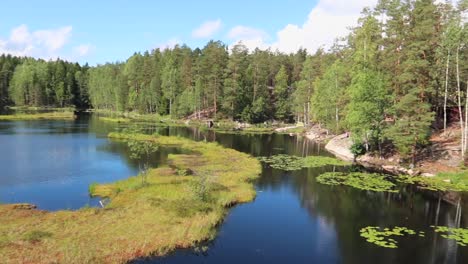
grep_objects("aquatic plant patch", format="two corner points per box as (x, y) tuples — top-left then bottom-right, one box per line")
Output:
(360, 225), (468, 248)
(257, 154), (349, 171)
(257, 154), (304, 170)
(360, 226), (423, 248)
(397, 175), (468, 192)
(317, 172), (398, 192)
(432, 226), (468, 246)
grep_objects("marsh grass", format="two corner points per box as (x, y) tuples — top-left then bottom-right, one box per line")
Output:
(0, 132), (261, 263)
(0, 111), (75, 120)
(98, 116), (131, 123)
(23, 230), (53, 243)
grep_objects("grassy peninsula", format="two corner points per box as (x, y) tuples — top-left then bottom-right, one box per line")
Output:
(0, 111), (75, 120)
(0, 133), (261, 263)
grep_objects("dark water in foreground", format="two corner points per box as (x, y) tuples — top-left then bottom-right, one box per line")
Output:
(0, 115), (466, 263)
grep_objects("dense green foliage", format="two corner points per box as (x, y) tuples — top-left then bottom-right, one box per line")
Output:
(0, 0), (466, 163)
(0, 55), (89, 108)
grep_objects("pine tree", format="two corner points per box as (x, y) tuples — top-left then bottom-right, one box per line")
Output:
(274, 65), (290, 121)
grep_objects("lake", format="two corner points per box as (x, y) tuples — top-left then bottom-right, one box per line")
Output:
(0, 114), (466, 263)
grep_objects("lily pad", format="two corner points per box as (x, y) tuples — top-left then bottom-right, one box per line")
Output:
(317, 172), (398, 192)
(257, 154), (349, 171)
(397, 175), (468, 192)
(360, 226), (420, 248)
(432, 226), (468, 246)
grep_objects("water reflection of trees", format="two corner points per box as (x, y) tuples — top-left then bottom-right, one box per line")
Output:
(266, 168), (468, 264)
(86, 116), (467, 263)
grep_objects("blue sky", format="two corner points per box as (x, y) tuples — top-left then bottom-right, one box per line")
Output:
(0, 0), (377, 65)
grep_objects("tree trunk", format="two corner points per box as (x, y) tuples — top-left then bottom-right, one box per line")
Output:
(443, 50), (450, 131)
(456, 45), (464, 158)
(465, 81), (468, 155)
(213, 78), (217, 119)
(169, 98), (172, 117)
(303, 103), (307, 125)
(335, 107), (339, 131)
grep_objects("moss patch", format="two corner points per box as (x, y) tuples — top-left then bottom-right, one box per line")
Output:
(258, 154), (349, 171)
(317, 172), (398, 192)
(0, 132), (261, 263)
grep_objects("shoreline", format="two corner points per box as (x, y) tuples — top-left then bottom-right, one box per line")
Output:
(310, 131), (466, 179)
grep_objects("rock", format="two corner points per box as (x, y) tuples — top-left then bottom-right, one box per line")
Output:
(12, 203), (37, 210)
(382, 165), (396, 171)
(324, 134), (354, 162)
(306, 132), (318, 140)
(421, 173), (435, 177)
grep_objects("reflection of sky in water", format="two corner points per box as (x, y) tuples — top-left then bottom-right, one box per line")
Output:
(0, 120), (139, 210)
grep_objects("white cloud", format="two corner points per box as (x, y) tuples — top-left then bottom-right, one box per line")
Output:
(227, 26), (268, 40)
(0, 24), (73, 59)
(230, 0), (378, 53)
(73, 44), (93, 57)
(157, 38), (180, 50)
(34, 26), (72, 52)
(192, 19), (222, 38)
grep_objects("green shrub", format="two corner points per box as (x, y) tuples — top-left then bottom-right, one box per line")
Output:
(350, 142), (366, 159)
(23, 231), (52, 242)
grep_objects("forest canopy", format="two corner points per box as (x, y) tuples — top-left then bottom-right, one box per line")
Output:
(0, 0), (467, 163)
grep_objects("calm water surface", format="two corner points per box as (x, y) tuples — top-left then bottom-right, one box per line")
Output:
(0, 115), (466, 263)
